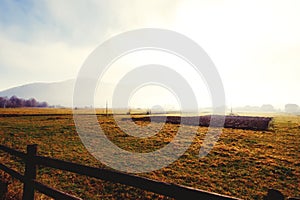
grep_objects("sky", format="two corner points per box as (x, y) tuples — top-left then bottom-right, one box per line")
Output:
(0, 0), (299, 109)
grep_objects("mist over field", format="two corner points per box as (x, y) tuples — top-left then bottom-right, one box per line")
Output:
(1, 1), (300, 109)
(0, 79), (299, 115)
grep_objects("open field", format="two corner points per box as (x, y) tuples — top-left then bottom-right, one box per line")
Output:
(0, 108), (299, 199)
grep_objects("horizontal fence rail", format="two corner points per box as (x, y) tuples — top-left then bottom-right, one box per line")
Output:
(33, 181), (82, 200)
(33, 155), (238, 200)
(0, 163), (25, 182)
(0, 144), (297, 200)
(0, 161), (81, 200)
(0, 145), (26, 159)
(0, 144), (81, 200)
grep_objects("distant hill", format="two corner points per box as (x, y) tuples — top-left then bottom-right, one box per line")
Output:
(2, 80), (293, 112)
(0, 79), (182, 109)
(0, 80), (119, 107)
(0, 80), (75, 107)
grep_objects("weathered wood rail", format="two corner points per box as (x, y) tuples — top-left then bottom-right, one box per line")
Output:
(0, 144), (297, 200)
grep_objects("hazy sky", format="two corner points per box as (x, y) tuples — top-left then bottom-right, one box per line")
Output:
(0, 0), (299, 108)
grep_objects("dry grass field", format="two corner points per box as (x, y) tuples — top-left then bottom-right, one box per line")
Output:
(0, 108), (299, 199)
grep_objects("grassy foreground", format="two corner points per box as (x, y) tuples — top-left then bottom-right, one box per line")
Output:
(0, 108), (299, 199)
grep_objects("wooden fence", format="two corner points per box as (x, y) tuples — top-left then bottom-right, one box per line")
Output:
(0, 144), (297, 200)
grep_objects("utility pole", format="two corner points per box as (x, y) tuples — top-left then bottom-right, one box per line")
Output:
(230, 104), (234, 116)
(106, 100), (108, 116)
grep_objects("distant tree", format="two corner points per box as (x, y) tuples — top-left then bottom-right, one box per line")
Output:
(0, 97), (8, 108)
(29, 98), (38, 107)
(261, 104), (275, 112)
(8, 96), (18, 107)
(38, 101), (48, 107)
(285, 104), (299, 113)
(0, 96), (49, 108)
(25, 99), (32, 107)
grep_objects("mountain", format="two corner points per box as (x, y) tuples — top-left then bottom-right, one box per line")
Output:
(0, 80), (75, 107)
(0, 80), (122, 107)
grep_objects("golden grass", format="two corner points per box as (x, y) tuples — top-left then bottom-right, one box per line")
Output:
(0, 108), (299, 199)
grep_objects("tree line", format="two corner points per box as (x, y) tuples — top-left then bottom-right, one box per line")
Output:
(0, 96), (48, 108)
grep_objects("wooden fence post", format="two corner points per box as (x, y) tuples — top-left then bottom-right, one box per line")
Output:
(0, 178), (8, 200)
(22, 144), (37, 200)
(264, 189), (284, 200)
